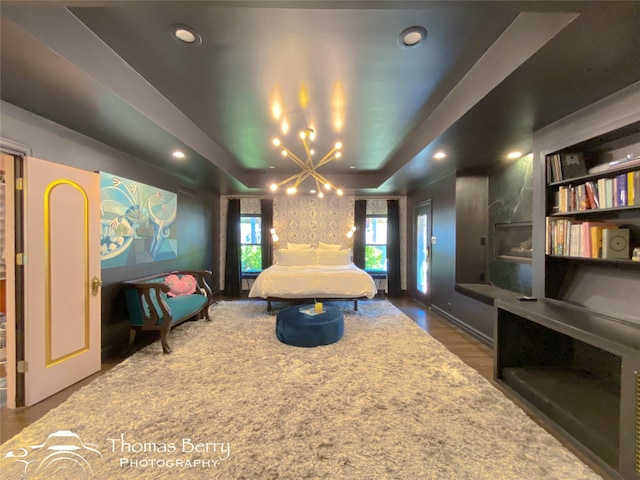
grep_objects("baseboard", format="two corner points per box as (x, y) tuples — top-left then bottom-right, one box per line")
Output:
(431, 305), (494, 349)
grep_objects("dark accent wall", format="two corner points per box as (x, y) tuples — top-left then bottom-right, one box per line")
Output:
(1, 102), (220, 358)
(408, 172), (495, 344)
(455, 175), (488, 284)
(487, 156), (533, 294)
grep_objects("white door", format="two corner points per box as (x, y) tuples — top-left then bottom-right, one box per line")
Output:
(24, 157), (101, 406)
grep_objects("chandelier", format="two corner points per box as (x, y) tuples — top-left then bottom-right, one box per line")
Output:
(269, 127), (343, 197)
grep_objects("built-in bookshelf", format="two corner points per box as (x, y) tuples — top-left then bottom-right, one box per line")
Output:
(544, 121), (640, 300)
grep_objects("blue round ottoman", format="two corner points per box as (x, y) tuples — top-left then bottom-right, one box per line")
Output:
(276, 305), (344, 347)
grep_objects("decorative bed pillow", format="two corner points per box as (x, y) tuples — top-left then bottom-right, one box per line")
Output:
(275, 249), (306, 264)
(287, 242), (312, 250)
(164, 274), (197, 297)
(315, 249), (352, 265)
(318, 242), (342, 251)
(277, 249), (316, 266)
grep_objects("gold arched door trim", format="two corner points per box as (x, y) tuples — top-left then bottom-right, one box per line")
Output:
(44, 179), (90, 366)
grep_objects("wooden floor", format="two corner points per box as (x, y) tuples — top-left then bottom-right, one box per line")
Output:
(0, 296), (612, 479)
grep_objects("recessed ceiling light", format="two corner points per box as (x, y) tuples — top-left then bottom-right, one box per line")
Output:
(507, 151), (523, 159)
(171, 24), (202, 46)
(349, 166), (356, 169)
(172, 150), (185, 159)
(399, 26), (427, 48)
(269, 165), (275, 169)
(433, 151), (446, 160)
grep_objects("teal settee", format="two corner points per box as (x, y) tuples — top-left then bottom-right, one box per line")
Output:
(123, 270), (214, 354)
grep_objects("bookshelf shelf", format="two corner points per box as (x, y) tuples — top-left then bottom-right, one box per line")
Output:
(548, 205), (640, 217)
(548, 162), (640, 187)
(495, 298), (640, 480)
(545, 254), (640, 268)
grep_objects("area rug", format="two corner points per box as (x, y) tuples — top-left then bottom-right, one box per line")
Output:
(0, 300), (601, 480)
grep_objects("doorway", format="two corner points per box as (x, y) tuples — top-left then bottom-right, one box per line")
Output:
(0, 154), (8, 407)
(0, 151), (102, 408)
(415, 200), (432, 306)
(0, 151), (18, 408)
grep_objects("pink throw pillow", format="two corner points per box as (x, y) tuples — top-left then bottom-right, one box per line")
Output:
(164, 274), (197, 297)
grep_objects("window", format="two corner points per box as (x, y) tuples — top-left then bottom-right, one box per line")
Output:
(365, 215), (387, 271)
(240, 215), (261, 272)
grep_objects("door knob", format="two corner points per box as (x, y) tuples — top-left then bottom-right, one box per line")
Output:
(91, 276), (102, 296)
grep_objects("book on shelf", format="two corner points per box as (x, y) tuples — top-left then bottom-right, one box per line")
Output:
(602, 227), (630, 260)
(596, 178), (607, 208)
(614, 173), (627, 207)
(604, 178), (614, 208)
(628, 170), (640, 206)
(569, 223), (582, 257)
(546, 152), (587, 182)
(560, 152), (587, 179)
(584, 181), (599, 209)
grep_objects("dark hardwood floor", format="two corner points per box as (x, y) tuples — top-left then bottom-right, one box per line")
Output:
(0, 296), (612, 479)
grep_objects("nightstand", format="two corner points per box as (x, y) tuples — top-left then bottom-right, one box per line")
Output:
(369, 272), (387, 298)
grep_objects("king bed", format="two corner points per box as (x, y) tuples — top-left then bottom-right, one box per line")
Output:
(248, 244), (377, 311)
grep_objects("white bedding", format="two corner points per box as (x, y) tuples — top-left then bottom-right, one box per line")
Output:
(248, 263), (377, 299)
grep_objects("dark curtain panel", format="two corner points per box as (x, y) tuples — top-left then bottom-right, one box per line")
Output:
(224, 199), (241, 297)
(387, 199), (401, 297)
(260, 198), (274, 269)
(353, 200), (367, 269)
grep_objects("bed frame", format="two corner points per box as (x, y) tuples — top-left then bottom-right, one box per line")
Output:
(263, 296), (368, 312)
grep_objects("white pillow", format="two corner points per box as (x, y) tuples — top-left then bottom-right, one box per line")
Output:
(315, 249), (352, 265)
(318, 242), (342, 251)
(277, 249), (316, 266)
(287, 242), (312, 250)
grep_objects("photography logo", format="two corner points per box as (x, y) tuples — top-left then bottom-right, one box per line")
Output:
(3, 430), (102, 478)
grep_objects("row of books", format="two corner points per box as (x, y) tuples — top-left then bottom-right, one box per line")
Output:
(551, 170), (640, 213)
(546, 218), (629, 259)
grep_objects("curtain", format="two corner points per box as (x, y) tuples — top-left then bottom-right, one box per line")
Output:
(387, 199), (401, 297)
(224, 198), (241, 297)
(260, 198), (274, 269)
(353, 200), (367, 269)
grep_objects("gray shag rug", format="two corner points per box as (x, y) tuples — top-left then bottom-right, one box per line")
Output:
(1, 300), (601, 480)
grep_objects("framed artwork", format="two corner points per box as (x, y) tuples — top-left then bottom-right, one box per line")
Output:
(100, 172), (177, 268)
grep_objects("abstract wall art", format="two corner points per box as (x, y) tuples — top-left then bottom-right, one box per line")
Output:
(100, 172), (177, 268)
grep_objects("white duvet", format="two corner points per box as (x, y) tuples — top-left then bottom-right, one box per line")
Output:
(248, 263), (377, 299)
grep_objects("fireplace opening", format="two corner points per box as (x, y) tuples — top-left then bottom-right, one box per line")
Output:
(495, 222), (532, 262)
